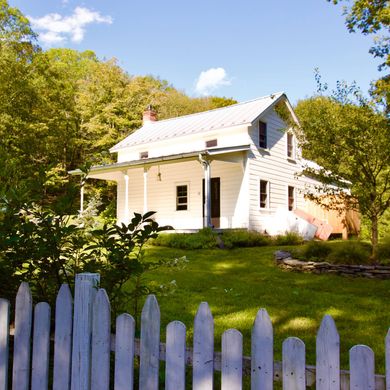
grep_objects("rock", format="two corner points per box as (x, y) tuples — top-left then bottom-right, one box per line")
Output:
(274, 250), (292, 261)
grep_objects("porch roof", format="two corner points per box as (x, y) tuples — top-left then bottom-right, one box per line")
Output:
(69, 144), (250, 181)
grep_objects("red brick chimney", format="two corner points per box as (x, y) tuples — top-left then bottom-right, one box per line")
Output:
(143, 105), (157, 125)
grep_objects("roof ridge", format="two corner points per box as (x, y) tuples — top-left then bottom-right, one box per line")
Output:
(143, 91), (285, 126)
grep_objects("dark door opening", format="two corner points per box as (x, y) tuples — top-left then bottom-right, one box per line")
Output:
(202, 177), (221, 228)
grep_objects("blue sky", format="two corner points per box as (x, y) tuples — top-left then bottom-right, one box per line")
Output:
(10, 0), (382, 104)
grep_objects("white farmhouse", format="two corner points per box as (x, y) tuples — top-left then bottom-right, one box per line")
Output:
(74, 92), (357, 239)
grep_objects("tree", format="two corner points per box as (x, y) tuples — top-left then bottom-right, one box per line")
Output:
(328, 0), (390, 110)
(295, 83), (390, 262)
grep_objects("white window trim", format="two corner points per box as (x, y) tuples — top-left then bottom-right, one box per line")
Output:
(258, 120), (268, 149)
(287, 185), (296, 211)
(259, 179), (270, 210)
(286, 132), (295, 160)
(175, 182), (190, 212)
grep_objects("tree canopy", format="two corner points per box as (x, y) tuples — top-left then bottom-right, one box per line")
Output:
(295, 83), (390, 261)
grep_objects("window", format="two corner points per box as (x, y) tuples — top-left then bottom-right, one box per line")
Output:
(176, 185), (188, 210)
(258, 121), (267, 148)
(287, 133), (294, 158)
(259, 180), (269, 208)
(140, 151), (148, 159)
(206, 139), (217, 148)
(288, 186), (295, 211)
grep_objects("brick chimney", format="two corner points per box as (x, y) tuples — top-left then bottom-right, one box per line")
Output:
(143, 105), (157, 125)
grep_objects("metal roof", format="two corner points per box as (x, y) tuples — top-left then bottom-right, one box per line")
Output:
(110, 92), (285, 152)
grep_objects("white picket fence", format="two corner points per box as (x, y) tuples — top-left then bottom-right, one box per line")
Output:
(0, 272), (388, 389)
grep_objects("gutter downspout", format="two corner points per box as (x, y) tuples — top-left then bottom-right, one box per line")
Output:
(199, 154), (211, 228)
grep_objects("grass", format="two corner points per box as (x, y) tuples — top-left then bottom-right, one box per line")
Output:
(141, 245), (390, 376)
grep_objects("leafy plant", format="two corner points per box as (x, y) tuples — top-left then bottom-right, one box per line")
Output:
(294, 240), (332, 262)
(221, 229), (271, 248)
(327, 240), (371, 265)
(273, 231), (304, 246)
(85, 211), (173, 321)
(152, 228), (217, 249)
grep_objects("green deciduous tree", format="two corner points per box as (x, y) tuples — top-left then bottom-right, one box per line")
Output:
(295, 81), (390, 262)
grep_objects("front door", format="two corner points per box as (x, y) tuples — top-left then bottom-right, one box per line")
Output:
(202, 177), (221, 228)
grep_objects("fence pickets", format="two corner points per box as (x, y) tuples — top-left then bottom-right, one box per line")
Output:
(0, 273), (388, 389)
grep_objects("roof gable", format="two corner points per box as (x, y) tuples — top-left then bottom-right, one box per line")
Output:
(110, 92), (287, 152)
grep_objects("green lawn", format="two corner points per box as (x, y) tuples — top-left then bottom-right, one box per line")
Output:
(143, 245), (390, 375)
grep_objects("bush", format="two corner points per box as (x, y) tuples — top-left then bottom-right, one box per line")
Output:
(294, 240), (332, 262)
(327, 241), (371, 265)
(221, 229), (271, 248)
(152, 228), (217, 249)
(273, 231), (304, 246)
(378, 235), (390, 263)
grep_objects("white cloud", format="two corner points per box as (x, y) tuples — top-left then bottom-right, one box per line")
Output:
(195, 67), (231, 96)
(28, 7), (112, 46)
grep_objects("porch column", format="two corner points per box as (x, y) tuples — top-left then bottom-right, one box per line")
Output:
(79, 183), (84, 214)
(200, 157), (211, 228)
(123, 171), (129, 224)
(143, 167), (149, 214)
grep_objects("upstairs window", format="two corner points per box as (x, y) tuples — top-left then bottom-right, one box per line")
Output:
(259, 180), (269, 209)
(259, 121), (267, 148)
(287, 133), (294, 158)
(140, 151), (148, 159)
(288, 186), (295, 211)
(176, 185), (188, 211)
(205, 139), (218, 148)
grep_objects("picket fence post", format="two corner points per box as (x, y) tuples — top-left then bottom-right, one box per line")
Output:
(0, 298), (9, 390)
(386, 329), (390, 390)
(53, 284), (73, 390)
(70, 272), (100, 390)
(221, 329), (243, 390)
(115, 313), (135, 390)
(166, 321), (186, 390)
(193, 302), (214, 390)
(316, 314), (340, 389)
(350, 345), (375, 390)
(283, 337), (306, 390)
(139, 294), (160, 390)
(251, 308), (273, 390)
(12, 282), (32, 390)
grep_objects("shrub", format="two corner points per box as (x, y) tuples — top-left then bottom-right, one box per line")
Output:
(221, 229), (271, 248)
(273, 231), (304, 246)
(378, 235), (390, 263)
(327, 241), (371, 265)
(295, 240), (332, 262)
(152, 228), (217, 249)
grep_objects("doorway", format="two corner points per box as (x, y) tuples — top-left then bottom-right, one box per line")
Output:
(202, 177), (221, 228)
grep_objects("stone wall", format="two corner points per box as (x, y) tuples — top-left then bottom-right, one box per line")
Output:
(274, 251), (390, 279)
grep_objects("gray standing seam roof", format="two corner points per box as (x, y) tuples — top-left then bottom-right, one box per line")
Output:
(110, 92), (285, 152)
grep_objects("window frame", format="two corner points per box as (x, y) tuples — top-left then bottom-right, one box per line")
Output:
(287, 132), (294, 159)
(205, 139), (218, 148)
(176, 184), (189, 211)
(259, 179), (269, 209)
(258, 121), (267, 149)
(288, 185), (295, 211)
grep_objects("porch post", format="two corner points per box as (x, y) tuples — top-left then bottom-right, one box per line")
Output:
(143, 167), (149, 214)
(124, 171), (129, 224)
(79, 183), (84, 214)
(200, 157), (211, 228)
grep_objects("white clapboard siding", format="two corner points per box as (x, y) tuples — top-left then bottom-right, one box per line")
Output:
(31, 302), (51, 390)
(53, 284), (73, 390)
(139, 294), (161, 390)
(350, 345), (375, 390)
(12, 282), (32, 390)
(282, 337), (306, 390)
(316, 315), (340, 390)
(115, 313), (135, 390)
(91, 289), (111, 390)
(193, 302), (214, 390)
(386, 329), (390, 390)
(71, 273), (100, 390)
(251, 308), (273, 390)
(221, 329), (242, 390)
(166, 321), (186, 390)
(0, 299), (9, 390)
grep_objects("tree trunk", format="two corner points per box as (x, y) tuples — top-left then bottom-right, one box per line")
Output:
(370, 215), (379, 264)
